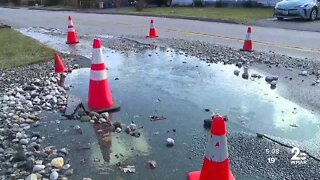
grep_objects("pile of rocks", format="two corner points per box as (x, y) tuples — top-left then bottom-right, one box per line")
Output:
(0, 60), (78, 179)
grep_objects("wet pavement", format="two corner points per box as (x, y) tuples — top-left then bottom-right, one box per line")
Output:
(19, 27), (320, 179)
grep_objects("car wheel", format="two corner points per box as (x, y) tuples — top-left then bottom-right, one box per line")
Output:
(310, 8), (318, 21)
(277, 17), (284, 20)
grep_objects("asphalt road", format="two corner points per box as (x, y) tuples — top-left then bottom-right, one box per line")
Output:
(249, 18), (320, 32)
(1, 7), (320, 60)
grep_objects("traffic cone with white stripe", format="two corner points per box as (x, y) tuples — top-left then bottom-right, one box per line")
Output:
(88, 38), (120, 112)
(241, 27), (253, 52)
(188, 115), (235, 180)
(66, 16), (79, 44)
(54, 52), (67, 73)
(146, 19), (158, 38)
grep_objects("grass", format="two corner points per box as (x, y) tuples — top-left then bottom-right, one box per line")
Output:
(0, 28), (55, 69)
(116, 7), (274, 22)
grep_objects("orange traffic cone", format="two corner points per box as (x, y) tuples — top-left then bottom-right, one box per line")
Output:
(87, 38), (120, 113)
(146, 19), (158, 38)
(241, 27), (253, 52)
(188, 115), (235, 180)
(54, 52), (67, 73)
(66, 16), (79, 44)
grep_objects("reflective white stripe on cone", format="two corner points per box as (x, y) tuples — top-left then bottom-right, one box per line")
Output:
(92, 48), (104, 64)
(90, 70), (108, 81)
(205, 134), (228, 162)
(245, 33), (252, 41)
(150, 23), (155, 29)
(68, 27), (75, 32)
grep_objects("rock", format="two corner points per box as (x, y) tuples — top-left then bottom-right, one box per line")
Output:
(148, 160), (157, 169)
(130, 132), (141, 137)
(3, 95), (9, 101)
(34, 105), (41, 111)
(25, 173), (37, 180)
(50, 171), (59, 180)
(113, 122), (122, 129)
(16, 132), (24, 139)
(166, 138), (175, 147)
(46, 95), (53, 100)
(62, 164), (71, 170)
(100, 112), (109, 120)
(74, 125), (82, 134)
(26, 119), (34, 123)
(33, 165), (45, 172)
(99, 118), (107, 123)
(265, 76), (278, 82)
(251, 73), (261, 78)
(242, 67), (249, 79)
(33, 98), (41, 105)
(64, 168), (74, 176)
(80, 115), (91, 122)
(19, 138), (29, 145)
(90, 120), (95, 124)
(12, 149), (27, 162)
(124, 127), (131, 134)
(89, 111), (99, 118)
(300, 70), (308, 76)
(51, 157), (64, 169)
(35, 160), (43, 165)
(26, 158), (35, 171)
(203, 119), (212, 129)
(115, 127), (122, 133)
(65, 96), (82, 118)
(58, 148), (69, 155)
(129, 123), (137, 131)
(121, 166), (136, 173)
(28, 115), (38, 120)
(23, 86), (36, 91)
(270, 80), (277, 86)
(233, 70), (240, 76)
(50, 77), (57, 83)
(33, 121), (41, 127)
(149, 115), (166, 121)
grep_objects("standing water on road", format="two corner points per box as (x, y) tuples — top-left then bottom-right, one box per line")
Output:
(20, 27), (320, 179)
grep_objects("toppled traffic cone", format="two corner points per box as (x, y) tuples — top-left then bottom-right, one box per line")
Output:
(146, 19), (158, 38)
(88, 38), (120, 113)
(241, 27), (253, 52)
(66, 16), (79, 44)
(54, 52), (67, 73)
(188, 115), (235, 180)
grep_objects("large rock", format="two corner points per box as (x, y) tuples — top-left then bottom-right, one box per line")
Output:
(32, 165), (45, 172)
(19, 138), (29, 145)
(51, 157), (64, 169)
(166, 138), (175, 147)
(25, 173), (37, 180)
(50, 171), (59, 180)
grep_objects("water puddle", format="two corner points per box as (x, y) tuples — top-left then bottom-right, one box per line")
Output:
(21, 27), (320, 179)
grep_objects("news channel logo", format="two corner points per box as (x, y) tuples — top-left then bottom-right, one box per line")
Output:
(291, 147), (307, 165)
(266, 147), (307, 165)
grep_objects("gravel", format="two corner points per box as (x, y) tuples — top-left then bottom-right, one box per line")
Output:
(0, 58), (78, 179)
(228, 133), (320, 179)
